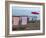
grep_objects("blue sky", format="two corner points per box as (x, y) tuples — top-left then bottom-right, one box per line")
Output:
(12, 6), (40, 20)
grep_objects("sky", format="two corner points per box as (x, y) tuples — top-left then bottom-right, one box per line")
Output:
(12, 6), (40, 20)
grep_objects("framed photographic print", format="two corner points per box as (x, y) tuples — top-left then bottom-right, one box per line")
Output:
(5, 1), (45, 37)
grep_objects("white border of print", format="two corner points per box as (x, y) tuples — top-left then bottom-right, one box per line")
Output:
(9, 4), (43, 34)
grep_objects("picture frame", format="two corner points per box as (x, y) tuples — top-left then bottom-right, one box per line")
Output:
(5, 1), (45, 37)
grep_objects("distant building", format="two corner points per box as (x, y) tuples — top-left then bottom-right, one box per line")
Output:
(12, 16), (28, 26)
(12, 12), (40, 25)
